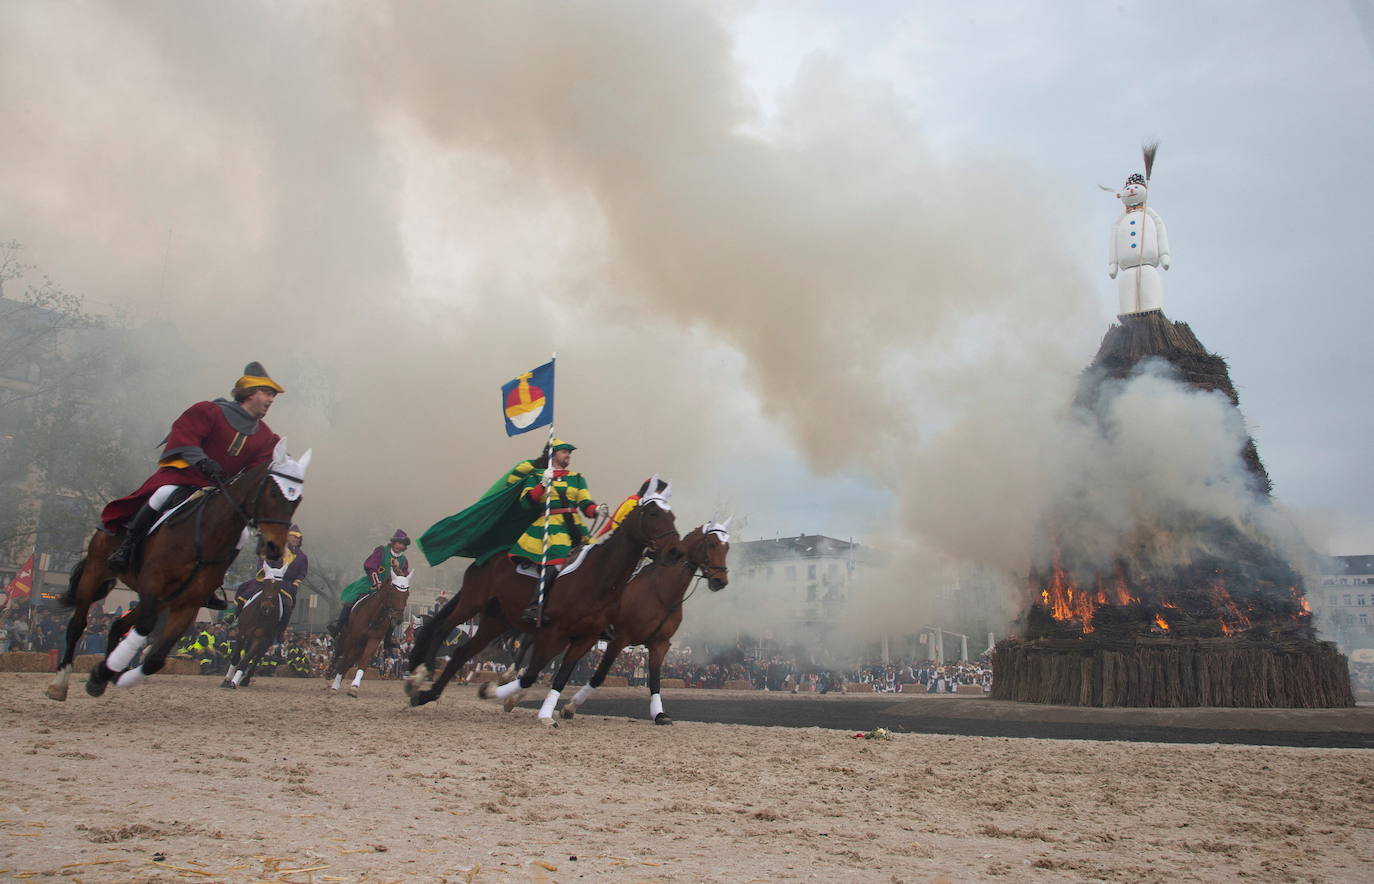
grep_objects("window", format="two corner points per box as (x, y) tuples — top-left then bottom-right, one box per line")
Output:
(1359, 595), (1367, 606)
(1358, 612), (1368, 624)
(807, 564), (817, 579)
(785, 565), (796, 581)
(807, 585), (817, 602)
(1345, 595), (1353, 606)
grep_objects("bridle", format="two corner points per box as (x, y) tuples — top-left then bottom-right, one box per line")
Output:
(216, 467), (299, 533)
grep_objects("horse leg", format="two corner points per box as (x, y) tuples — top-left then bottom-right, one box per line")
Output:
(408, 608), (507, 708)
(645, 638), (673, 725)
(86, 604), (157, 697)
(47, 557), (116, 701)
(480, 631), (561, 721)
(562, 636), (627, 719)
(539, 636), (598, 723)
(349, 637), (380, 697)
(114, 603), (198, 688)
(405, 592), (484, 695)
(221, 634), (245, 689)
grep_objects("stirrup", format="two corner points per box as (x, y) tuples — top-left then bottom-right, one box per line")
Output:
(204, 591), (229, 611)
(521, 603), (550, 627)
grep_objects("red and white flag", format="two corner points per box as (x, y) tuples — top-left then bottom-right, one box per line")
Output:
(2, 554), (35, 602)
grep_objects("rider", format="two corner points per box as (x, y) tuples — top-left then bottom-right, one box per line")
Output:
(328, 530), (411, 639)
(101, 362), (285, 583)
(510, 440), (600, 625)
(233, 523), (308, 642)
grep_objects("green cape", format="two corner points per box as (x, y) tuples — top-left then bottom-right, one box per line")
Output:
(417, 464), (535, 568)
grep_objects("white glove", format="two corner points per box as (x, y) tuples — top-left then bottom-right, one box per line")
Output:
(540, 468), (554, 487)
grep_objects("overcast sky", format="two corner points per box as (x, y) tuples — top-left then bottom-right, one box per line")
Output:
(2, 0), (1371, 581)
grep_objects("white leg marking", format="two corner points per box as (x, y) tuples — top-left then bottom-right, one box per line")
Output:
(571, 683), (594, 707)
(331, 673), (342, 691)
(352, 669), (365, 688)
(538, 688), (561, 720)
(106, 629), (149, 672)
(115, 665), (147, 688)
(649, 693), (664, 719)
(231, 669), (244, 685)
(492, 678), (524, 700)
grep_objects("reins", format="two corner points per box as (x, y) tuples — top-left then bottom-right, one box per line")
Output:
(162, 467), (293, 605)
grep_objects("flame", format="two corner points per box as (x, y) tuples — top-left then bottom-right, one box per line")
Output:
(1153, 614), (1170, 631)
(1299, 596), (1311, 614)
(1209, 578), (1251, 636)
(1041, 554), (1095, 632)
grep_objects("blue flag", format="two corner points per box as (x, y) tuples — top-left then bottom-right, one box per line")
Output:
(501, 360), (555, 436)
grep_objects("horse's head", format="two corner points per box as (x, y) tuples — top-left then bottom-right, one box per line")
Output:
(259, 560), (289, 591)
(626, 476), (680, 563)
(243, 439), (310, 561)
(389, 571), (412, 592)
(693, 515), (732, 591)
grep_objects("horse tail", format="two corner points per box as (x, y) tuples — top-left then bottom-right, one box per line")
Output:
(57, 559), (87, 609)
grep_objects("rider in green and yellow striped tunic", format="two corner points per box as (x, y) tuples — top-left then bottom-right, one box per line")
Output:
(509, 440), (598, 566)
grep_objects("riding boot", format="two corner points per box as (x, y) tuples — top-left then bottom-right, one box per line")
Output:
(328, 608), (349, 638)
(522, 567), (554, 627)
(107, 503), (160, 574)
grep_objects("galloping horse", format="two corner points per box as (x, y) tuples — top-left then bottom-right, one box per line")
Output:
(45, 441), (309, 701)
(405, 479), (679, 720)
(326, 571), (410, 696)
(220, 561), (292, 690)
(561, 518), (730, 724)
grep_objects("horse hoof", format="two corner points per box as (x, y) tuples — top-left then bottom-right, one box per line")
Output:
(84, 679), (108, 698)
(538, 716), (557, 728)
(477, 681), (496, 700)
(45, 684), (69, 702)
(560, 706), (576, 720)
(502, 691), (525, 713)
(219, 681), (236, 690)
(654, 713), (673, 726)
(347, 686), (359, 697)
(409, 690), (437, 708)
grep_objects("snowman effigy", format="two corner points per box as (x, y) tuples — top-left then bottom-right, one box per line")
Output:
(1107, 145), (1171, 315)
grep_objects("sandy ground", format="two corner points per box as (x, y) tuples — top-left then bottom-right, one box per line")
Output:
(1, 673), (1371, 883)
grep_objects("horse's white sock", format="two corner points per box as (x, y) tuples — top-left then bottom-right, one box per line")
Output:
(352, 669), (364, 688)
(492, 678), (523, 700)
(331, 674), (342, 690)
(106, 629), (149, 672)
(115, 665), (147, 688)
(231, 669), (244, 685)
(649, 693), (664, 719)
(571, 684), (593, 706)
(538, 689), (560, 719)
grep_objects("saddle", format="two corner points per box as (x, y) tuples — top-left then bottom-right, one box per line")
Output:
(513, 543), (594, 580)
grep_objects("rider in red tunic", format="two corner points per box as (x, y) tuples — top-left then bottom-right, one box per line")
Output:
(101, 362), (286, 576)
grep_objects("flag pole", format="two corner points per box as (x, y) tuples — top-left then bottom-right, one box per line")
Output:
(536, 352), (557, 621)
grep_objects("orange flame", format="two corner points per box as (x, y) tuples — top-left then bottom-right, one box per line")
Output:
(1154, 614), (1170, 631)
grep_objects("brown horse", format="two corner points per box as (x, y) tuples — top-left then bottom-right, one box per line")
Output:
(220, 560), (292, 690)
(561, 518), (730, 724)
(45, 443), (309, 701)
(405, 479), (680, 720)
(326, 571), (411, 697)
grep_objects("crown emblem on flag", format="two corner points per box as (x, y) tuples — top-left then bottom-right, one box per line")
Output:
(500, 360), (555, 436)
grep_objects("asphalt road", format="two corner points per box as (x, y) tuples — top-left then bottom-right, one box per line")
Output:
(527, 693), (1374, 749)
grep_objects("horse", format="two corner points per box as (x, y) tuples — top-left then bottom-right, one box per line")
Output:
(326, 570), (411, 697)
(45, 441), (310, 701)
(560, 518), (730, 724)
(219, 561), (292, 689)
(405, 479), (680, 720)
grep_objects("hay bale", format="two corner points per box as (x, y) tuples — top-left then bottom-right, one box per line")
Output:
(658, 678), (686, 689)
(0, 651), (53, 673)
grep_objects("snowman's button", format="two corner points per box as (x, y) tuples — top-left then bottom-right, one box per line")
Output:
(1130, 244), (1137, 249)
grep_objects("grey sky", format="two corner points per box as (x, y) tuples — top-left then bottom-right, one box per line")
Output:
(732, 0), (1374, 552)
